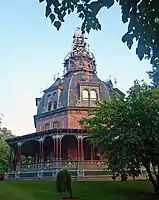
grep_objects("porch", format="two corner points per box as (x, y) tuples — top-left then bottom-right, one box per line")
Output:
(9, 134), (105, 172)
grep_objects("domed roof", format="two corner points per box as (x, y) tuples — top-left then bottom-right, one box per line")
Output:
(36, 29), (121, 115)
(59, 71), (112, 107)
(37, 72), (115, 115)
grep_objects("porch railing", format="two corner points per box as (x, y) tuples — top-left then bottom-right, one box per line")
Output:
(12, 160), (107, 171)
(7, 160), (149, 181)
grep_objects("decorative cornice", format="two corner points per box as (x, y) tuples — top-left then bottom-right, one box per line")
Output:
(79, 81), (100, 87)
(34, 106), (95, 121)
(5, 128), (89, 144)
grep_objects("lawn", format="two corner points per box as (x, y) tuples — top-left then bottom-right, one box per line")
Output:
(0, 180), (155, 200)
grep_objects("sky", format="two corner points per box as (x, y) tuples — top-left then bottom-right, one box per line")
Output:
(0, 1), (151, 136)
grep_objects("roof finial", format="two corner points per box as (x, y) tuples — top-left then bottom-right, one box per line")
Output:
(53, 74), (56, 81)
(109, 74), (111, 80)
(114, 78), (117, 86)
(40, 88), (43, 95)
(57, 72), (59, 78)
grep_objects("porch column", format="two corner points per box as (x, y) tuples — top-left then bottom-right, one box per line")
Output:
(77, 138), (81, 160)
(59, 137), (62, 160)
(53, 137), (56, 160)
(56, 136), (59, 161)
(16, 142), (22, 165)
(39, 139), (44, 162)
(80, 138), (84, 161)
(8, 147), (13, 170)
(91, 144), (94, 160)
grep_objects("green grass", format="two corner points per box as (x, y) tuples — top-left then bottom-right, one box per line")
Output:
(0, 180), (154, 200)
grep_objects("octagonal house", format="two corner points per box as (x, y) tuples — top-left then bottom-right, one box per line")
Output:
(6, 29), (124, 180)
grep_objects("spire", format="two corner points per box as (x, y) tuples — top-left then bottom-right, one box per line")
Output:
(71, 28), (88, 57)
(63, 28), (96, 76)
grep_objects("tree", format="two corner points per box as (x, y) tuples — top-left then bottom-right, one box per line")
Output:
(39, 0), (159, 84)
(0, 127), (13, 141)
(0, 126), (13, 170)
(147, 65), (159, 88)
(81, 80), (159, 194)
(0, 140), (10, 170)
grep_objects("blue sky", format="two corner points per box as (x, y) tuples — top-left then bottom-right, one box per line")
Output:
(0, 0), (151, 136)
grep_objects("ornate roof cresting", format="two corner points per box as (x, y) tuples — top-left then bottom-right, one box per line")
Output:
(63, 28), (96, 75)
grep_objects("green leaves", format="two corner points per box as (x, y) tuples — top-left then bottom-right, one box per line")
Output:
(45, 6), (51, 18)
(54, 21), (62, 30)
(82, 81), (159, 191)
(122, 33), (133, 49)
(148, 64), (159, 88)
(136, 47), (144, 60)
(50, 13), (55, 24)
(0, 127), (13, 170)
(41, 0), (159, 88)
(105, 0), (114, 9)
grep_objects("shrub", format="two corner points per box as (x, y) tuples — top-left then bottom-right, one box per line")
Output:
(56, 169), (72, 198)
(0, 167), (5, 181)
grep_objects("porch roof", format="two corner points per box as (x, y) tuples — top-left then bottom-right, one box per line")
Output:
(5, 128), (88, 144)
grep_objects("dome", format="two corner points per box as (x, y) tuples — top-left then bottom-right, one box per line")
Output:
(37, 71), (114, 115)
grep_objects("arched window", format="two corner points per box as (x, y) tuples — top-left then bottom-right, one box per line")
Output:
(53, 92), (57, 109)
(82, 89), (89, 106)
(47, 94), (52, 112)
(90, 90), (97, 106)
(48, 101), (52, 112)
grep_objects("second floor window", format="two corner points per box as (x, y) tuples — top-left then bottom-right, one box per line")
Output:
(45, 123), (50, 130)
(53, 121), (59, 129)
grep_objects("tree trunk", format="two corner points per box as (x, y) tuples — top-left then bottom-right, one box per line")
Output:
(132, 175), (135, 181)
(145, 165), (159, 195)
(152, 162), (157, 178)
(70, 187), (73, 198)
(154, 183), (159, 195)
(154, 165), (159, 195)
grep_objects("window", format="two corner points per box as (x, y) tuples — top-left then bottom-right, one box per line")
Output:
(53, 121), (59, 129)
(45, 123), (50, 130)
(53, 93), (57, 109)
(82, 89), (89, 106)
(48, 101), (52, 112)
(90, 90), (97, 106)
(90, 90), (97, 100)
(53, 100), (57, 109)
(47, 94), (52, 112)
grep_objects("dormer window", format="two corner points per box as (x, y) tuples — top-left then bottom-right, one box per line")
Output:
(82, 89), (89, 106)
(48, 101), (52, 112)
(90, 90), (97, 106)
(81, 88), (98, 107)
(53, 92), (57, 109)
(47, 94), (52, 112)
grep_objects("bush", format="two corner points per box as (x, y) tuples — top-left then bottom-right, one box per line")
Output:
(0, 167), (5, 181)
(56, 169), (72, 198)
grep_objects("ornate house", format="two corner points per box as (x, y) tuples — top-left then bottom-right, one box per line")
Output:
(6, 29), (123, 180)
